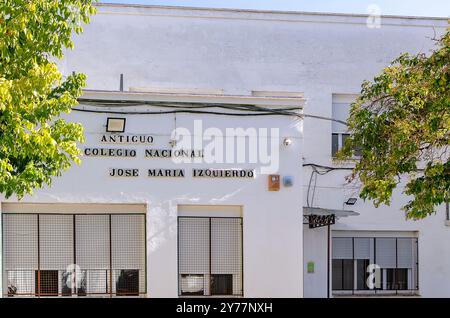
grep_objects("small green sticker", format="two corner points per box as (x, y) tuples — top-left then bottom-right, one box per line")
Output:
(307, 261), (315, 273)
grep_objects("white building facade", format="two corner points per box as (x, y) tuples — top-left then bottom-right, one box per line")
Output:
(0, 4), (449, 298)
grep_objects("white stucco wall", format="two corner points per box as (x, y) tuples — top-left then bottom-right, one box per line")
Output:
(1, 100), (304, 297)
(0, 4), (448, 297)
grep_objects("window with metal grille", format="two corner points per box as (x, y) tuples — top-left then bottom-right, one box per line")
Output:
(331, 100), (362, 158)
(332, 237), (419, 294)
(178, 217), (243, 296)
(2, 213), (146, 297)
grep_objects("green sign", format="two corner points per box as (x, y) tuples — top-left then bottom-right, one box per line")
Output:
(307, 261), (315, 273)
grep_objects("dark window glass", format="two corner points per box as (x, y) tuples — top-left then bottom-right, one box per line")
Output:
(211, 274), (233, 295)
(332, 259), (343, 290)
(386, 269), (395, 290)
(387, 268), (408, 290)
(35, 270), (58, 296)
(395, 269), (408, 290)
(342, 260), (354, 290)
(342, 134), (351, 148)
(180, 274), (204, 296)
(332, 134), (339, 157)
(332, 259), (354, 290)
(356, 259), (370, 290)
(116, 269), (139, 296)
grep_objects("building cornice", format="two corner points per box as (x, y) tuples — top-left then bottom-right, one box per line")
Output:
(80, 89), (305, 108)
(95, 3), (449, 28)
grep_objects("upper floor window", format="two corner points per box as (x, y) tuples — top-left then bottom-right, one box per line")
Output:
(331, 95), (361, 158)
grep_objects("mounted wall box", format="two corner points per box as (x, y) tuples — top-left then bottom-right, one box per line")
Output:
(268, 175), (280, 191)
(283, 176), (293, 187)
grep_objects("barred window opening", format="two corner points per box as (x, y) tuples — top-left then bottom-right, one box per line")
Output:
(2, 213), (146, 297)
(332, 237), (419, 294)
(178, 217), (243, 297)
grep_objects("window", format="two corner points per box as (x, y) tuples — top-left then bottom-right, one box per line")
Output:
(116, 269), (140, 296)
(2, 213), (146, 297)
(356, 259), (370, 290)
(331, 96), (361, 158)
(180, 274), (205, 296)
(178, 217), (243, 296)
(35, 270), (58, 296)
(332, 259), (354, 290)
(61, 270), (87, 296)
(332, 236), (418, 294)
(211, 274), (233, 295)
(386, 269), (408, 291)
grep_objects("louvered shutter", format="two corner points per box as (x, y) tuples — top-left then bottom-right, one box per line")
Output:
(211, 218), (242, 295)
(332, 238), (353, 259)
(397, 238), (414, 269)
(375, 238), (396, 268)
(354, 238), (374, 260)
(111, 214), (146, 294)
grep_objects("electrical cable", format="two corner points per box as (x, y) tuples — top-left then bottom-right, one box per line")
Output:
(74, 99), (348, 124)
(303, 163), (354, 171)
(72, 107), (301, 117)
(78, 98), (302, 112)
(305, 163), (355, 207)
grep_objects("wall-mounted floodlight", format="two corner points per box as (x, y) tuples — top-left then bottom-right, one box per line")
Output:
(345, 198), (358, 206)
(106, 117), (126, 133)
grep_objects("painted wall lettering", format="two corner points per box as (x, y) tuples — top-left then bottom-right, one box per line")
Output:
(84, 148), (137, 157)
(145, 149), (203, 158)
(101, 134), (154, 144)
(109, 168), (139, 177)
(192, 169), (255, 178)
(148, 169), (185, 177)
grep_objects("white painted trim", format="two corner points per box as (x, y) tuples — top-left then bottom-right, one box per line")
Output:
(81, 90), (305, 108)
(251, 91), (304, 98)
(332, 230), (419, 238)
(1, 202), (147, 214)
(129, 87), (225, 96)
(178, 204), (243, 217)
(332, 94), (360, 104)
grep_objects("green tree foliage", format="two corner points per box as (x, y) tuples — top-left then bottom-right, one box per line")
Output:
(0, 1), (95, 198)
(338, 31), (450, 219)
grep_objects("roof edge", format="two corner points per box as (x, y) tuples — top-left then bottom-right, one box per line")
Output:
(96, 2), (449, 21)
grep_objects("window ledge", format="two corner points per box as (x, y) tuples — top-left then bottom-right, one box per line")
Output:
(333, 291), (420, 298)
(330, 158), (358, 168)
(179, 295), (243, 298)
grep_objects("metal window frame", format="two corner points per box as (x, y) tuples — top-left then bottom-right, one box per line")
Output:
(331, 236), (419, 296)
(1, 212), (147, 298)
(331, 132), (361, 158)
(177, 216), (244, 297)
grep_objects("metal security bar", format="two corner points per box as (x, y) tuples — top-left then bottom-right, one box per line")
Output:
(2, 213), (146, 297)
(178, 217), (243, 296)
(332, 237), (419, 296)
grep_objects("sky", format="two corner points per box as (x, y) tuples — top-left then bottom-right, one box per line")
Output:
(101, 0), (450, 18)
